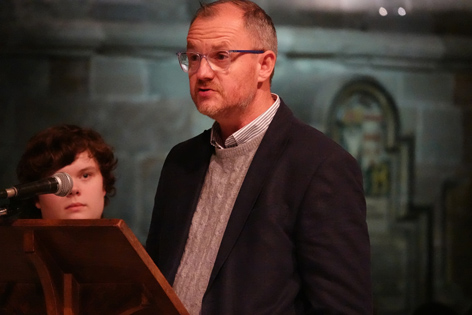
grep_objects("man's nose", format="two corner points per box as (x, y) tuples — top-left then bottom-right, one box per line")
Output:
(195, 55), (215, 77)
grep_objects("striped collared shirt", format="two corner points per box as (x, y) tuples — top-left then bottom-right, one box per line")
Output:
(210, 94), (280, 148)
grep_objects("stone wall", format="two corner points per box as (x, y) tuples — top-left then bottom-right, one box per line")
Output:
(1, 1), (472, 314)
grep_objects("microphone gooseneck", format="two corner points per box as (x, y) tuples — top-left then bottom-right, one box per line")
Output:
(0, 172), (74, 199)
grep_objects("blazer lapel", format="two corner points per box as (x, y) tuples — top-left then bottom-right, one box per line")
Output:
(160, 129), (214, 283)
(206, 100), (295, 290)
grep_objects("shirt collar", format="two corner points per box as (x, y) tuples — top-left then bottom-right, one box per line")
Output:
(210, 94), (280, 149)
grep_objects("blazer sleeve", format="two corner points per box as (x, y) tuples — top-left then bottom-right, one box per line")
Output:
(295, 147), (373, 314)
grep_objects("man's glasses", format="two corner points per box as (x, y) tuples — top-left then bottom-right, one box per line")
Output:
(176, 50), (264, 74)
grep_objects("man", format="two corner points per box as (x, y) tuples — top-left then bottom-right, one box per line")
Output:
(146, 1), (372, 314)
(16, 124), (117, 219)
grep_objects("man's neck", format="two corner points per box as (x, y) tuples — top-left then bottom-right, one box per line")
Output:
(218, 93), (275, 141)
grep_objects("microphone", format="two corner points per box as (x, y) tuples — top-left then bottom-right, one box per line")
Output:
(0, 172), (73, 199)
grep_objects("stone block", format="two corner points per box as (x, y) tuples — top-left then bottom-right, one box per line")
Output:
(50, 57), (90, 96)
(454, 72), (472, 107)
(415, 163), (459, 205)
(402, 72), (454, 105)
(82, 99), (194, 154)
(148, 57), (189, 99)
(0, 57), (49, 98)
(417, 107), (462, 165)
(90, 56), (149, 100)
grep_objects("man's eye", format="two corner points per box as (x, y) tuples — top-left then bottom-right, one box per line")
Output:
(213, 52), (230, 61)
(82, 173), (90, 179)
(187, 54), (200, 62)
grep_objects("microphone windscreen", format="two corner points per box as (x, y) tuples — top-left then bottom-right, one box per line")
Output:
(54, 172), (73, 197)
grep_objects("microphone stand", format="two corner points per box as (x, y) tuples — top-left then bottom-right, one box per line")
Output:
(0, 198), (22, 220)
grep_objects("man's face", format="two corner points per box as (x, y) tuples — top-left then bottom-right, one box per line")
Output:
(35, 151), (106, 219)
(186, 4), (261, 122)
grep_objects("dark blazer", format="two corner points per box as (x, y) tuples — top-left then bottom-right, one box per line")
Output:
(146, 100), (373, 314)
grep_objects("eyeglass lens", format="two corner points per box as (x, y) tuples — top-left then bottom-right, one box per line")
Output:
(179, 51), (232, 74)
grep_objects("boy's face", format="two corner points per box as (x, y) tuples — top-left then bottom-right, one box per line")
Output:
(35, 151), (106, 219)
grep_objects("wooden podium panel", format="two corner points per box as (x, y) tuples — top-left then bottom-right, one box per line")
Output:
(0, 219), (188, 315)
(0, 222), (38, 282)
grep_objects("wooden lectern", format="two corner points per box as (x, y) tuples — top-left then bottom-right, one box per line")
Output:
(0, 219), (188, 315)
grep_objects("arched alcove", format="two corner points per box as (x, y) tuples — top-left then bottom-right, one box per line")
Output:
(327, 77), (425, 314)
(327, 77), (413, 220)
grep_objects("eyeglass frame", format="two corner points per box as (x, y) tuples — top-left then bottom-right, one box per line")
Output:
(176, 50), (265, 74)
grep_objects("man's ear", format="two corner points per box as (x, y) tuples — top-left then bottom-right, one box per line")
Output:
(258, 50), (276, 82)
